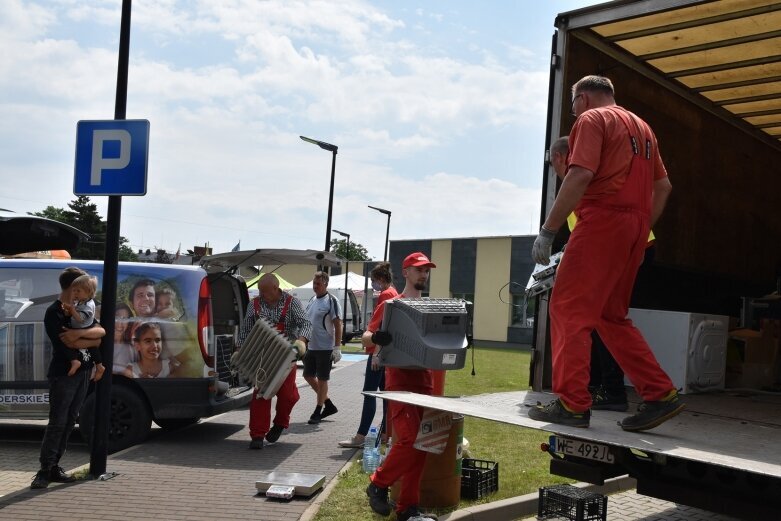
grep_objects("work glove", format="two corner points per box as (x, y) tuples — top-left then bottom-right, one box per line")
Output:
(331, 348), (342, 363)
(371, 331), (393, 347)
(293, 339), (307, 360)
(532, 226), (556, 265)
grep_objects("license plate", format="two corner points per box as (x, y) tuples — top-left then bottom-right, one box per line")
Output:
(550, 435), (614, 463)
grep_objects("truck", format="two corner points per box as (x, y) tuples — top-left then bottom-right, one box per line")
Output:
(373, 1), (781, 518)
(532, 2), (781, 517)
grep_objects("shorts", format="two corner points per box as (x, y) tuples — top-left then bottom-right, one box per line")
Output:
(303, 350), (333, 380)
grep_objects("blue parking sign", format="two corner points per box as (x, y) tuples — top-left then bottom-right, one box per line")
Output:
(74, 120), (150, 196)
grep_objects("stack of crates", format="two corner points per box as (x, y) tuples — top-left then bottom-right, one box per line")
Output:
(537, 484), (607, 521)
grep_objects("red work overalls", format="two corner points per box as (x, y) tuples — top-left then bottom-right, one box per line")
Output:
(248, 295), (300, 439)
(550, 107), (675, 412)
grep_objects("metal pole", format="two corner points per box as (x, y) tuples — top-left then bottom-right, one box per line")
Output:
(90, 0), (131, 478)
(383, 214), (390, 262)
(343, 234), (349, 343)
(325, 150), (337, 253)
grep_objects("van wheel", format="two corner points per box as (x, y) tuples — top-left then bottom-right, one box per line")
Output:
(155, 417), (199, 430)
(80, 385), (152, 453)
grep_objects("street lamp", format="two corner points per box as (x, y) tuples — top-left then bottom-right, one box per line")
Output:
(300, 135), (338, 253)
(332, 228), (350, 345)
(368, 205), (391, 261)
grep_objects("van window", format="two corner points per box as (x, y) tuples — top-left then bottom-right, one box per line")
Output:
(0, 325), (7, 379)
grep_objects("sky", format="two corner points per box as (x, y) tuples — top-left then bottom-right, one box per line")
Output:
(0, 0), (604, 260)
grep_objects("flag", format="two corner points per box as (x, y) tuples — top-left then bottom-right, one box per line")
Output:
(231, 240), (241, 252)
(174, 243), (181, 261)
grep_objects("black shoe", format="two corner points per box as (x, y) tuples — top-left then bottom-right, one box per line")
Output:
(30, 470), (50, 490)
(49, 465), (77, 483)
(397, 506), (438, 521)
(249, 437), (264, 449)
(366, 482), (392, 516)
(308, 410), (322, 425)
(265, 423), (284, 443)
(528, 399), (590, 428)
(321, 400), (338, 419)
(591, 386), (629, 412)
(619, 391), (685, 432)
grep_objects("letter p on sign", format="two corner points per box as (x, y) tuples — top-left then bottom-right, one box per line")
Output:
(74, 120), (149, 196)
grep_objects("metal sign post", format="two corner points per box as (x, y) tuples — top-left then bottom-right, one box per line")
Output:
(73, 0), (145, 478)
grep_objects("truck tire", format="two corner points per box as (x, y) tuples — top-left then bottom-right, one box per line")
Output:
(79, 384), (153, 453)
(155, 417), (200, 430)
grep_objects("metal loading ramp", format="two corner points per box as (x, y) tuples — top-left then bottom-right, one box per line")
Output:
(367, 389), (781, 479)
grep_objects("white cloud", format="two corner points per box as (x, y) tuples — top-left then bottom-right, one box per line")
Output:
(0, 0), (551, 259)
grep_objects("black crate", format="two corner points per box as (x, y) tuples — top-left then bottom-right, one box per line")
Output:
(538, 484), (607, 521)
(461, 459), (498, 500)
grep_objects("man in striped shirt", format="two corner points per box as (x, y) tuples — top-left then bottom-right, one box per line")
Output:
(237, 273), (312, 449)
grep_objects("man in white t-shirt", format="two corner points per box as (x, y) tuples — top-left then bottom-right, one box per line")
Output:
(303, 271), (343, 424)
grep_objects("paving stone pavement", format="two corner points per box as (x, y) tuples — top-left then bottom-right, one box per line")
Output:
(0, 356), (747, 520)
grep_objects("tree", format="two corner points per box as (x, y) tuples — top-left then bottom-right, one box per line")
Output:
(330, 239), (370, 261)
(30, 196), (137, 261)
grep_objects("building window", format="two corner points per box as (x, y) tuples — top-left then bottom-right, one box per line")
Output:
(511, 294), (535, 327)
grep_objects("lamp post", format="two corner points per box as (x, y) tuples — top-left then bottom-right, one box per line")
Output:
(300, 135), (338, 253)
(332, 228), (350, 344)
(368, 205), (391, 261)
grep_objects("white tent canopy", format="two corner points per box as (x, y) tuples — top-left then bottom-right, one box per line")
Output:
(297, 272), (372, 294)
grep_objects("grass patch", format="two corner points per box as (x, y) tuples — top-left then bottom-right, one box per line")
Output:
(314, 347), (570, 520)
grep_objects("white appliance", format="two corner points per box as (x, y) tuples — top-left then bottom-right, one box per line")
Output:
(625, 308), (729, 394)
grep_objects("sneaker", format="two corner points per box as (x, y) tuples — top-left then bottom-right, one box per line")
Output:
(591, 386), (629, 412)
(308, 410), (322, 425)
(338, 435), (365, 448)
(528, 399), (590, 428)
(249, 437), (264, 450)
(30, 470), (50, 490)
(366, 482), (392, 516)
(619, 391), (685, 432)
(397, 506), (439, 521)
(49, 466), (77, 483)
(321, 399), (338, 419)
(265, 423), (284, 443)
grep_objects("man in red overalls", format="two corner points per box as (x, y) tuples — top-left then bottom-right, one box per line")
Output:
(530, 75), (683, 432)
(237, 273), (312, 449)
(365, 252), (439, 521)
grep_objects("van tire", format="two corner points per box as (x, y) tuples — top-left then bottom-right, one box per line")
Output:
(80, 384), (152, 453)
(155, 417), (200, 430)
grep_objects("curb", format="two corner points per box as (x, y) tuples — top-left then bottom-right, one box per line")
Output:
(300, 449), (361, 521)
(299, 451), (636, 521)
(440, 475), (637, 520)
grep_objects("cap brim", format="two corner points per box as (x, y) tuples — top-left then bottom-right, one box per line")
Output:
(406, 262), (436, 268)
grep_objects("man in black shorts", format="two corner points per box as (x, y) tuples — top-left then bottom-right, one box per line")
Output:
(303, 271), (342, 424)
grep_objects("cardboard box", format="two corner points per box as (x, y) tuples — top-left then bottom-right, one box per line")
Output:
(726, 320), (780, 389)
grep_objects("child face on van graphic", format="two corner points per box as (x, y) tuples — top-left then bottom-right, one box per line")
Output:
(135, 325), (162, 360)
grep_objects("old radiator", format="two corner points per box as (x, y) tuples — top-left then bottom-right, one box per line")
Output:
(231, 317), (297, 399)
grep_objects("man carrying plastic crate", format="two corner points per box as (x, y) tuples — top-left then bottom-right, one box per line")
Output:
(364, 252), (439, 521)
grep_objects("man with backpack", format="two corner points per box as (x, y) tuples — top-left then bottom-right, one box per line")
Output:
(303, 271), (342, 425)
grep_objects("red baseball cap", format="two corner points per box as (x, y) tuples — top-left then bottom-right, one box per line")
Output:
(402, 252), (436, 269)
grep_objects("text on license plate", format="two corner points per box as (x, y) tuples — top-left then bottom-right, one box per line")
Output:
(550, 435), (614, 463)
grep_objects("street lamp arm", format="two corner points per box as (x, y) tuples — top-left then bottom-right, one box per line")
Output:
(368, 205), (391, 216)
(300, 135), (338, 153)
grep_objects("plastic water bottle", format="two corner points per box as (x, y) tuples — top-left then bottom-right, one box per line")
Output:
(363, 426), (379, 473)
